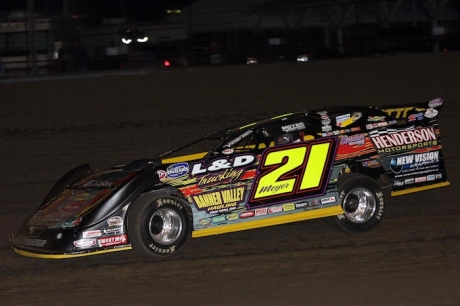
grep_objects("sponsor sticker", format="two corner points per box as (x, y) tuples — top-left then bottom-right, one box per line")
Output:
(166, 162), (189, 179)
(97, 234), (128, 247)
(336, 114), (350, 124)
(336, 113), (359, 127)
(191, 154), (255, 176)
(428, 98), (443, 108)
(390, 151), (439, 174)
(352, 112), (362, 121)
(255, 208), (268, 216)
(295, 202), (309, 209)
(268, 206), (283, 214)
(282, 122), (305, 132)
(370, 126), (437, 154)
(222, 148), (234, 155)
(101, 226), (124, 235)
(211, 215), (226, 224)
(240, 211), (255, 218)
(283, 203), (295, 211)
(18, 237), (47, 247)
(384, 107), (414, 119)
(308, 199), (321, 207)
(196, 168), (245, 187)
(424, 108), (438, 118)
(408, 112), (424, 122)
(198, 218), (211, 226)
(368, 116), (386, 122)
(82, 230), (102, 238)
(405, 178), (414, 185)
(320, 196), (336, 204)
(74, 239), (96, 248)
(226, 213), (239, 221)
(340, 134), (365, 146)
(157, 170), (167, 180)
(107, 216), (123, 227)
(224, 130), (253, 148)
(192, 186), (245, 213)
(362, 160), (381, 168)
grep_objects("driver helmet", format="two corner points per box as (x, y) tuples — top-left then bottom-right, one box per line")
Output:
(275, 132), (300, 145)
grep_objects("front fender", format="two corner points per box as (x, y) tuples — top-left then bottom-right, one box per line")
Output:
(41, 164), (91, 207)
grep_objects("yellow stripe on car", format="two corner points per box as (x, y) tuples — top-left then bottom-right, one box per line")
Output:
(11, 246), (132, 259)
(192, 205), (344, 238)
(391, 181), (450, 196)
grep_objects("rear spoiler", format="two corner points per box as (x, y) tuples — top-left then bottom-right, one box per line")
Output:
(379, 97), (444, 122)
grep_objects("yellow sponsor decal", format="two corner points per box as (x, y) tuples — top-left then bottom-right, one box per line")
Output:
(282, 203), (295, 211)
(192, 186), (245, 213)
(383, 107), (414, 119)
(339, 116), (354, 127)
(226, 213), (239, 221)
(196, 168), (244, 187)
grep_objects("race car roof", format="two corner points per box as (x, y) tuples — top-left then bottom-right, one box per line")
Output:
(206, 105), (389, 138)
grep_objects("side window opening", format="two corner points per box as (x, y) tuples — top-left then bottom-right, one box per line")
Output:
(260, 119), (319, 146)
(222, 130), (258, 152)
(234, 133), (256, 152)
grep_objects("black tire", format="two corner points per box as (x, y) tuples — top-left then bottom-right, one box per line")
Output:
(328, 174), (385, 233)
(127, 195), (191, 257)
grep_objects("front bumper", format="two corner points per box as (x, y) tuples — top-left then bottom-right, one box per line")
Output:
(9, 224), (131, 259)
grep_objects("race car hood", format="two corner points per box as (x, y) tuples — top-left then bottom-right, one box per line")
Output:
(27, 169), (137, 228)
(10, 164), (161, 256)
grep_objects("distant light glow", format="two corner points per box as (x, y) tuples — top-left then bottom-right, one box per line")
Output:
(246, 57), (258, 64)
(167, 9), (181, 14)
(164, 60), (171, 67)
(122, 38), (132, 44)
(137, 36), (148, 43)
(297, 55), (309, 62)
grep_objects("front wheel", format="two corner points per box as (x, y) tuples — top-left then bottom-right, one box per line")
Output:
(328, 174), (385, 233)
(127, 195), (191, 257)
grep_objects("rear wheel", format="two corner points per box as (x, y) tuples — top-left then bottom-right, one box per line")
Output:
(128, 195), (191, 257)
(328, 174), (385, 233)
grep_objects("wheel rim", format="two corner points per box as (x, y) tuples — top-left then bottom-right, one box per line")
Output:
(342, 187), (376, 223)
(149, 208), (183, 245)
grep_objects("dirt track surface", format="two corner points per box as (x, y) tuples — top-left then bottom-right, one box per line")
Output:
(1, 53), (459, 306)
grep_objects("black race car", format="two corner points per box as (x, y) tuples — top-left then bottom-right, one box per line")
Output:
(9, 98), (450, 258)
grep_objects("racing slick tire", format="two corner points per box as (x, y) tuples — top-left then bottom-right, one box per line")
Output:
(128, 195), (192, 258)
(328, 174), (385, 234)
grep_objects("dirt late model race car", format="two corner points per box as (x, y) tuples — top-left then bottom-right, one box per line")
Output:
(10, 98), (450, 259)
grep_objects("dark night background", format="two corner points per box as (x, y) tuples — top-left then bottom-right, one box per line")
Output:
(0, 0), (196, 21)
(0, 0), (459, 75)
